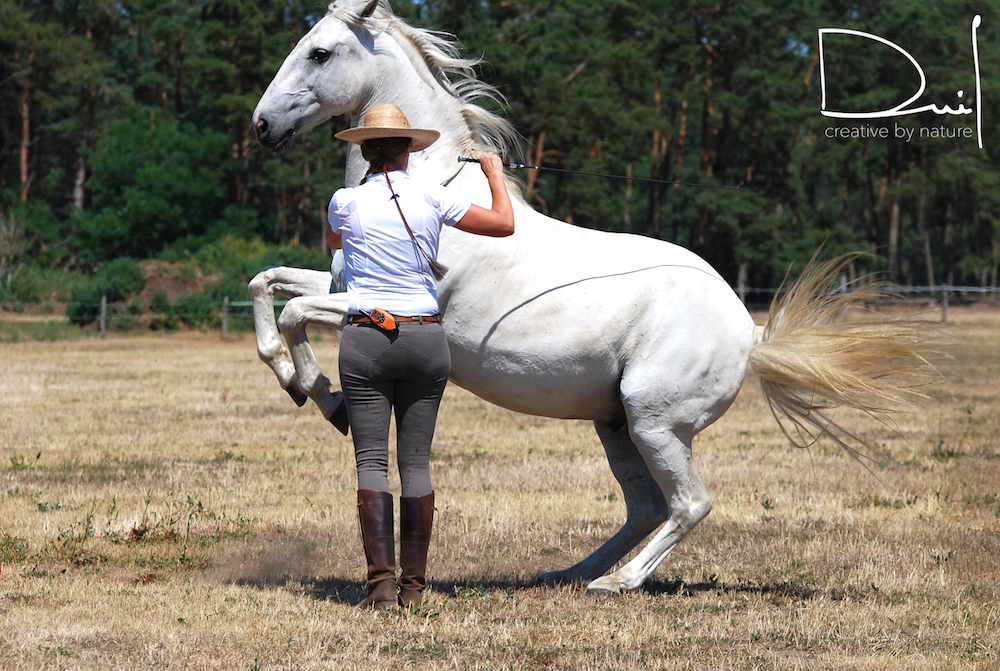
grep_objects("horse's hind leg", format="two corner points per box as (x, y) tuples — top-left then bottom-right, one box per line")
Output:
(536, 419), (669, 586)
(585, 421), (711, 594)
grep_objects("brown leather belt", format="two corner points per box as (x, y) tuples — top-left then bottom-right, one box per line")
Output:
(349, 314), (439, 324)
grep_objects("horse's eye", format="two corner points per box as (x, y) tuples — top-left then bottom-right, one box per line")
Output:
(309, 48), (331, 64)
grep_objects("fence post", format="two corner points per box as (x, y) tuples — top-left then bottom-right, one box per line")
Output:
(100, 294), (107, 338)
(222, 296), (229, 339)
(941, 286), (949, 323)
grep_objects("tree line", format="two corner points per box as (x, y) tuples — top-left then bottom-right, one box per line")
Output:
(1, 0), (998, 302)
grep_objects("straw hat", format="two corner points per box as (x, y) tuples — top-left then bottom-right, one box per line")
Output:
(335, 104), (440, 151)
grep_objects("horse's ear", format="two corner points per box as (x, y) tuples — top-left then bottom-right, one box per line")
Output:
(361, 0), (380, 19)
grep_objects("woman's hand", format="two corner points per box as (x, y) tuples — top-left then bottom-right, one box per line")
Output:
(478, 153), (506, 181)
(455, 153), (515, 237)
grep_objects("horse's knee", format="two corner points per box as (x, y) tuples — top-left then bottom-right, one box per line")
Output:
(249, 266), (285, 299)
(248, 273), (269, 299)
(257, 339), (281, 363)
(276, 301), (303, 334)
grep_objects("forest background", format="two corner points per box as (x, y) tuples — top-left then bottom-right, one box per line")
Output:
(0, 0), (998, 328)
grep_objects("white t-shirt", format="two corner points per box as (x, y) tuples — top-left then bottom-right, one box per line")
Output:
(328, 170), (472, 316)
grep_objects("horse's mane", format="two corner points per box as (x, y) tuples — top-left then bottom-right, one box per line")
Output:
(328, 0), (520, 159)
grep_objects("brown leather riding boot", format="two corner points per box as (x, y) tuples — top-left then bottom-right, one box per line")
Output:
(356, 490), (397, 610)
(398, 492), (435, 608)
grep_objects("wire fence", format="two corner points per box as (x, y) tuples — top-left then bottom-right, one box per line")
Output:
(0, 296), (287, 338)
(2, 285), (998, 338)
(737, 284), (1000, 324)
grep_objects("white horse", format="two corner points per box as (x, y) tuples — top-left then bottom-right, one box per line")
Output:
(249, 0), (934, 593)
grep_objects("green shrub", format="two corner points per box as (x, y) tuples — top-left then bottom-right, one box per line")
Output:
(149, 290), (178, 330)
(205, 276), (251, 303)
(0, 265), (92, 306)
(66, 285), (103, 326)
(191, 236), (330, 281)
(110, 298), (143, 330)
(1, 264), (46, 304)
(175, 292), (215, 328)
(190, 236), (266, 278)
(95, 257), (145, 302)
(264, 244), (331, 272)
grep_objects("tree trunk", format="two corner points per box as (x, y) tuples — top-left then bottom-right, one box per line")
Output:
(875, 171), (888, 248)
(649, 77), (663, 237)
(696, 213), (708, 247)
(675, 78), (690, 176)
(175, 32), (187, 116)
(623, 136), (633, 232)
(917, 186), (934, 289)
(991, 240), (998, 301)
(73, 153), (87, 211)
(136, 22), (143, 77)
(650, 76), (662, 173)
(737, 261), (748, 304)
(888, 199), (900, 281)
(525, 129), (546, 197)
(300, 158), (311, 247)
(788, 48), (820, 153)
(861, 141), (876, 252)
(19, 51), (34, 203)
(942, 200), (957, 289)
(841, 172), (851, 231)
(699, 51), (714, 175)
(664, 74), (691, 241)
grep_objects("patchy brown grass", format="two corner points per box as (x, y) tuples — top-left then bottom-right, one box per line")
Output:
(1, 306), (998, 669)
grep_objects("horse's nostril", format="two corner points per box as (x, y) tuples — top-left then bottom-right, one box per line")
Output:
(255, 116), (269, 138)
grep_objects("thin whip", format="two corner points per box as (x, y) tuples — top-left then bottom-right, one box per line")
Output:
(458, 156), (743, 190)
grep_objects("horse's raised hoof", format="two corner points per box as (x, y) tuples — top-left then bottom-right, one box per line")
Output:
(329, 390), (349, 435)
(285, 386), (309, 407)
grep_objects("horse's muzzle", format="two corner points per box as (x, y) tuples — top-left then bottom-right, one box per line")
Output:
(253, 115), (294, 151)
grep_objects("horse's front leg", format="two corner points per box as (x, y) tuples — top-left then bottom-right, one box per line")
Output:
(277, 294), (351, 432)
(248, 267), (333, 407)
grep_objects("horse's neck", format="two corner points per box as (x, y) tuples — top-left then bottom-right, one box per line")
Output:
(344, 31), (471, 188)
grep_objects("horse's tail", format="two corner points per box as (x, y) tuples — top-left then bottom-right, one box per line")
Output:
(748, 253), (943, 460)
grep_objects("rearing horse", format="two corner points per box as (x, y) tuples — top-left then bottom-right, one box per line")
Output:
(249, 0), (934, 593)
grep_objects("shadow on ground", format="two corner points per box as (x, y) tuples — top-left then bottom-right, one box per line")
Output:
(215, 541), (830, 606)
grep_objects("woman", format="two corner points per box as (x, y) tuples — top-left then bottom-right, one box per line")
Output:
(327, 104), (514, 609)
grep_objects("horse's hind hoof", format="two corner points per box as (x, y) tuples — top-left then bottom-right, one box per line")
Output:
(534, 571), (585, 589)
(329, 391), (349, 435)
(286, 386), (309, 407)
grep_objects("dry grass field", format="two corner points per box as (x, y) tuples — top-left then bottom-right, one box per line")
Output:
(1, 305), (998, 669)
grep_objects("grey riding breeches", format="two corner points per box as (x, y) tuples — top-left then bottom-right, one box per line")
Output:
(338, 320), (451, 497)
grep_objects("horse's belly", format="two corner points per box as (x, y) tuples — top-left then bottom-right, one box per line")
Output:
(446, 339), (622, 420)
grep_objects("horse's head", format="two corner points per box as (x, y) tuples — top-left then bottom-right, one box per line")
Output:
(253, 0), (517, 187)
(252, 0), (382, 151)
